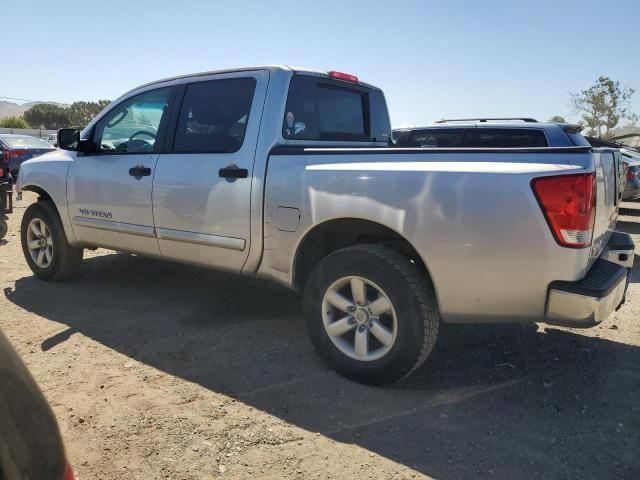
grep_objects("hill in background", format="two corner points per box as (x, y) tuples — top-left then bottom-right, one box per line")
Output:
(0, 100), (69, 119)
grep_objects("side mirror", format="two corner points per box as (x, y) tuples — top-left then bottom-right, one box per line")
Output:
(57, 128), (80, 151)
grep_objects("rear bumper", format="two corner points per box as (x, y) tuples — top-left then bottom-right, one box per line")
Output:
(545, 232), (634, 327)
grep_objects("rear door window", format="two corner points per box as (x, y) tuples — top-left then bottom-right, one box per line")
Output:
(173, 78), (256, 153)
(283, 75), (369, 141)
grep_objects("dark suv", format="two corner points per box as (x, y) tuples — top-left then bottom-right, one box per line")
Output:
(392, 117), (590, 148)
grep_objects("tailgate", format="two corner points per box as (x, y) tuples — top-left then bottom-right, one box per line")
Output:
(590, 148), (623, 261)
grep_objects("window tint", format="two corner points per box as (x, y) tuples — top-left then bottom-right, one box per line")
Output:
(402, 128), (549, 148)
(407, 129), (465, 148)
(283, 75), (369, 141)
(94, 87), (170, 154)
(173, 78), (256, 153)
(468, 129), (548, 147)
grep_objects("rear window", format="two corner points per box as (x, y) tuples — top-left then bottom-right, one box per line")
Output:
(1, 135), (52, 149)
(403, 128), (549, 148)
(567, 132), (591, 147)
(283, 75), (369, 141)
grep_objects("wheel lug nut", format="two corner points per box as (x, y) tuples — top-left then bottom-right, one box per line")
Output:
(347, 306), (356, 312)
(358, 325), (366, 332)
(348, 317), (355, 325)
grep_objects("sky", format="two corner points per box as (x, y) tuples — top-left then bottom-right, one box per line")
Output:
(2, 0), (639, 127)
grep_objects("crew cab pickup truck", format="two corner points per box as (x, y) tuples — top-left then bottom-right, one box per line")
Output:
(16, 66), (634, 385)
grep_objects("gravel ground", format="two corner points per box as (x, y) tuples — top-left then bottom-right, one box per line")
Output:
(1, 193), (639, 480)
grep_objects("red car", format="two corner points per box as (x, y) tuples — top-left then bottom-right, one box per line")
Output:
(0, 329), (74, 479)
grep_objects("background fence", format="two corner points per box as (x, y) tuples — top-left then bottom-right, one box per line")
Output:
(0, 127), (57, 141)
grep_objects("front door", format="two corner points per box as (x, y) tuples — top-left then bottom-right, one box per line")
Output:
(67, 86), (173, 255)
(152, 71), (268, 272)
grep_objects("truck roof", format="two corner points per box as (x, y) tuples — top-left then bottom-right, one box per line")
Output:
(133, 65), (380, 92)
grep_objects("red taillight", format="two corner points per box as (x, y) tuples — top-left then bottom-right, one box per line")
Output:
(531, 173), (596, 248)
(627, 169), (636, 180)
(328, 71), (359, 83)
(64, 462), (75, 480)
(9, 149), (27, 158)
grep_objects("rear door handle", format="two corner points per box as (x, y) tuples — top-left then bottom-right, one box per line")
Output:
(219, 165), (248, 182)
(129, 166), (151, 178)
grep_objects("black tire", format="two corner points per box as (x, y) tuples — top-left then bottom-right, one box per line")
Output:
(21, 201), (83, 281)
(303, 244), (439, 385)
(0, 219), (7, 240)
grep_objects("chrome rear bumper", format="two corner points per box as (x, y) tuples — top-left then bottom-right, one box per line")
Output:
(545, 232), (634, 328)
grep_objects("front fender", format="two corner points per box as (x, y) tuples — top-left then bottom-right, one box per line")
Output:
(18, 151), (78, 245)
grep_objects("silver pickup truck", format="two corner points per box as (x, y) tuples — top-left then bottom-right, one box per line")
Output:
(16, 66), (634, 385)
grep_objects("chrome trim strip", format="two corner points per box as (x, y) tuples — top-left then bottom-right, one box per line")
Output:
(72, 216), (156, 238)
(156, 227), (245, 251)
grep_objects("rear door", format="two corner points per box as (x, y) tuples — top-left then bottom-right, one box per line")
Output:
(152, 70), (268, 272)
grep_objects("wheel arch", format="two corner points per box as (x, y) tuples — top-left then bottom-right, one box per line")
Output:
(292, 217), (439, 305)
(21, 183), (54, 203)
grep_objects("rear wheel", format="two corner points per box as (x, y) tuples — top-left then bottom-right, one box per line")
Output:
(303, 244), (439, 385)
(21, 201), (83, 281)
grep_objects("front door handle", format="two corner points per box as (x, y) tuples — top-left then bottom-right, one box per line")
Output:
(129, 166), (151, 178)
(219, 165), (248, 182)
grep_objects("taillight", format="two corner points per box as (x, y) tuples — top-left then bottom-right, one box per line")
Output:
(531, 172), (596, 248)
(64, 462), (75, 480)
(627, 169), (636, 180)
(328, 71), (359, 83)
(9, 149), (27, 158)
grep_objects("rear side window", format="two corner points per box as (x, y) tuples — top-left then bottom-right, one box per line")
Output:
(283, 75), (369, 141)
(469, 128), (548, 147)
(173, 77), (256, 153)
(407, 129), (465, 147)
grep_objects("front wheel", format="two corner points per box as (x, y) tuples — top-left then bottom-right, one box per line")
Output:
(303, 244), (439, 385)
(21, 201), (83, 281)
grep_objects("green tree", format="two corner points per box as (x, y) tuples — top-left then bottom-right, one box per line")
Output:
(0, 116), (30, 128)
(23, 103), (70, 129)
(548, 115), (566, 123)
(67, 100), (111, 127)
(571, 76), (637, 138)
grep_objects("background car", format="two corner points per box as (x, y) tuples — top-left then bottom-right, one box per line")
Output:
(48, 133), (58, 146)
(0, 134), (56, 180)
(392, 117), (590, 148)
(585, 136), (640, 201)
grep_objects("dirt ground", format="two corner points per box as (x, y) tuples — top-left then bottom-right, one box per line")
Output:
(1, 193), (639, 480)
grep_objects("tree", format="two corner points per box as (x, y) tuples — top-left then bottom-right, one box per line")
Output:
(23, 103), (70, 129)
(67, 100), (111, 127)
(0, 116), (30, 128)
(548, 115), (566, 123)
(571, 76), (637, 138)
